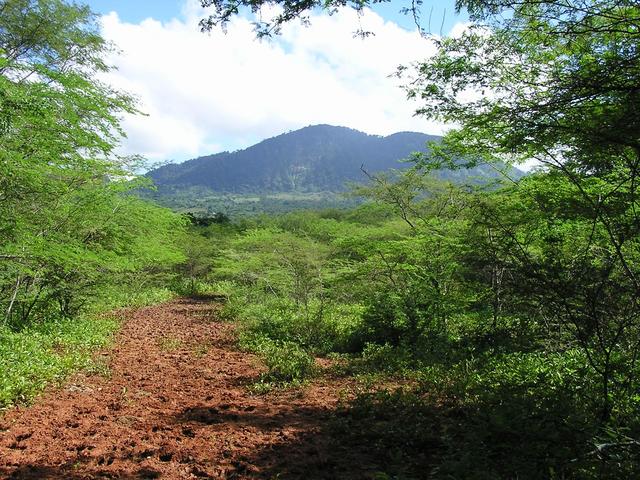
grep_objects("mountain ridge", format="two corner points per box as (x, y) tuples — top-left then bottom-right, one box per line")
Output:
(147, 124), (515, 194)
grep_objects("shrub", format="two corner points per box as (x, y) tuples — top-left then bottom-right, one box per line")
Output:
(250, 338), (316, 384)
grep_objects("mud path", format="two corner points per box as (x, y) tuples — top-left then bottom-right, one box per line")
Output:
(0, 299), (373, 479)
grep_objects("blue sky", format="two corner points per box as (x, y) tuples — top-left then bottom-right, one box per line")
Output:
(87, 1), (469, 163)
(85, 0), (180, 24)
(85, 0), (467, 32)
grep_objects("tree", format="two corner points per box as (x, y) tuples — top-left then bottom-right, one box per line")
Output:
(403, 0), (640, 423)
(0, 0), (185, 327)
(199, 0), (471, 36)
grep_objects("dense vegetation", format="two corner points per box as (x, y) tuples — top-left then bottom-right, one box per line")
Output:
(146, 125), (521, 201)
(145, 188), (364, 216)
(147, 126), (441, 193)
(186, 172), (640, 476)
(0, 0), (185, 408)
(146, 124), (523, 217)
(192, 0), (640, 477)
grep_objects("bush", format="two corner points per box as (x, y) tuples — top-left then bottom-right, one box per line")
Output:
(356, 343), (416, 374)
(249, 337), (316, 384)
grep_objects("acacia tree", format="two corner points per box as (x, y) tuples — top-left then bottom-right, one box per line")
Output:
(0, 0), (185, 327)
(403, 0), (640, 423)
(200, 0), (472, 36)
(410, 0), (640, 425)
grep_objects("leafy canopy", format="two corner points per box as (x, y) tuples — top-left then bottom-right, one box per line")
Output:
(0, 0), (185, 327)
(199, 0), (472, 36)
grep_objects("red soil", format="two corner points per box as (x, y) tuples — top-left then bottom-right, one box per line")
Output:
(0, 299), (375, 479)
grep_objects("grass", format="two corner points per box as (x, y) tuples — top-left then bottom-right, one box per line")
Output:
(192, 342), (210, 358)
(0, 314), (119, 410)
(157, 335), (183, 351)
(239, 334), (317, 387)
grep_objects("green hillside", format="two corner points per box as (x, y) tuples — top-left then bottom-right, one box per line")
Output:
(146, 125), (520, 195)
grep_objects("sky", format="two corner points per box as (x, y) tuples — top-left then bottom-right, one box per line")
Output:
(83, 0), (470, 164)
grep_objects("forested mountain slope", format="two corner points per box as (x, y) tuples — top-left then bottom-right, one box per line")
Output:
(147, 125), (518, 193)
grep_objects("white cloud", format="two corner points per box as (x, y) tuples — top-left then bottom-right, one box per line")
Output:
(99, 1), (458, 163)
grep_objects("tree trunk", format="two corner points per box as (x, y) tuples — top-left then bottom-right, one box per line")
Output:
(4, 275), (21, 324)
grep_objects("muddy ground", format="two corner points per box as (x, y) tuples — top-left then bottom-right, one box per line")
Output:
(0, 298), (386, 479)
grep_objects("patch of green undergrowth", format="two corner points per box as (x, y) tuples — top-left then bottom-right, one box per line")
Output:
(157, 335), (183, 351)
(90, 285), (176, 313)
(242, 335), (316, 385)
(194, 206), (640, 477)
(192, 342), (210, 358)
(0, 314), (118, 409)
(237, 297), (364, 355)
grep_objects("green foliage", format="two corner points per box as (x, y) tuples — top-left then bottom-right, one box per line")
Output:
(90, 285), (176, 313)
(172, 231), (219, 296)
(0, 283), (173, 410)
(0, 0), (186, 329)
(398, 0), (640, 430)
(179, 172), (640, 474)
(331, 387), (442, 479)
(145, 124), (523, 216)
(146, 126), (446, 194)
(199, 0), (471, 36)
(212, 219), (368, 355)
(236, 297), (364, 354)
(3, 1), (632, 477)
(157, 336), (183, 352)
(0, 314), (118, 409)
(247, 337), (316, 385)
(146, 189), (363, 217)
(356, 343), (416, 374)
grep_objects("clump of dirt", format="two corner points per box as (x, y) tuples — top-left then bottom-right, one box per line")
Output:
(0, 299), (382, 479)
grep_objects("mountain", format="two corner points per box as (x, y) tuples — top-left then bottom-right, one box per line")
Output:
(147, 125), (518, 195)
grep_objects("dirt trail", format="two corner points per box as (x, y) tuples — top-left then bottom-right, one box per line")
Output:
(0, 299), (371, 479)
